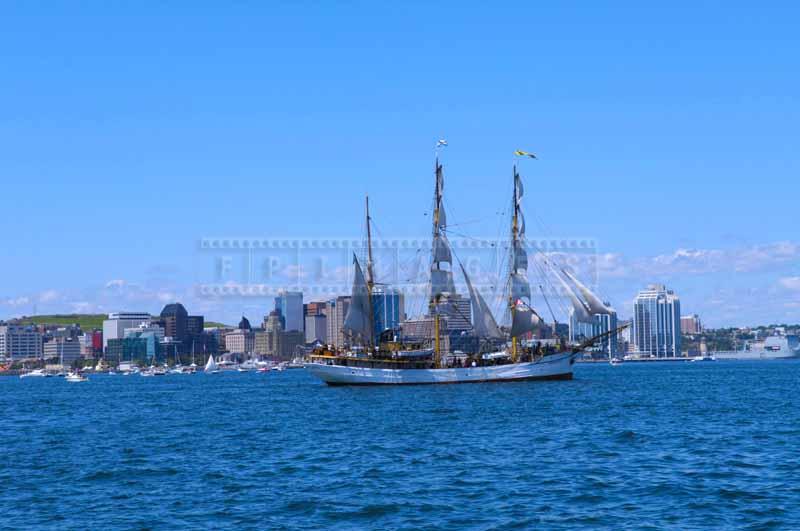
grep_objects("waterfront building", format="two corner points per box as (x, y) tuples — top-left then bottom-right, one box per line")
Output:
(371, 286), (405, 342)
(158, 303), (204, 353)
(264, 310), (284, 356)
(275, 291), (303, 332)
(254, 329), (269, 356)
(204, 327), (230, 354)
(124, 323), (165, 341)
(680, 314), (703, 335)
(305, 314), (327, 344)
(225, 317), (255, 354)
(43, 337), (82, 364)
(633, 284), (681, 357)
(326, 296), (351, 348)
(0, 325), (43, 360)
(106, 331), (161, 366)
(280, 330), (305, 359)
(569, 306), (619, 358)
(79, 333), (95, 358)
(102, 312), (151, 351)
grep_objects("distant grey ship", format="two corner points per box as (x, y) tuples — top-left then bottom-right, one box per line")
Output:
(714, 335), (800, 360)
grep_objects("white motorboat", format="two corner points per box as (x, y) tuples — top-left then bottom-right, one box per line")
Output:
(65, 371), (88, 382)
(20, 368), (47, 379)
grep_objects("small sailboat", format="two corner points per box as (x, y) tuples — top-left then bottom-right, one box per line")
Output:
(204, 354), (219, 374)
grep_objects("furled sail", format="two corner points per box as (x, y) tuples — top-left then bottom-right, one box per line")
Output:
(513, 241), (528, 271)
(554, 269), (594, 324)
(430, 159), (456, 302)
(510, 302), (542, 337)
(510, 272), (531, 301)
(460, 264), (503, 340)
(507, 165), (539, 339)
(343, 254), (373, 341)
(432, 234), (452, 264)
(431, 269), (455, 298)
(561, 269), (614, 315)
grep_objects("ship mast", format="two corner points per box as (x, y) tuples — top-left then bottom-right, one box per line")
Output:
(365, 194), (375, 291)
(510, 165), (520, 361)
(365, 194), (375, 350)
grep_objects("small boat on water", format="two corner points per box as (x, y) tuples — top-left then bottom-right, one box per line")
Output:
(691, 355), (716, 362)
(204, 354), (219, 374)
(20, 368), (47, 379)
(65, 371), (88, 383)
(610, 357), (623, 366)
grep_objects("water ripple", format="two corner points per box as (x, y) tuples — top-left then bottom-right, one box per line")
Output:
(3, 362), (800, 529)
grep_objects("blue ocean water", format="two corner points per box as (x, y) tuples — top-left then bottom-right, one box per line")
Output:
(2, 362), (799, 530)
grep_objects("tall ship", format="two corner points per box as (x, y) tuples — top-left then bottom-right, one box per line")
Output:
(713, 335), (800, 360)
(306, 152), (619, 385)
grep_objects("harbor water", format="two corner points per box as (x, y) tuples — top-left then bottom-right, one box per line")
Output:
(2, 361), (800, 529)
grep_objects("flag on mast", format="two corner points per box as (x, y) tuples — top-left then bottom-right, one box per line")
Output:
(514, 150), (537, 159)
(436, 139), (448, 148)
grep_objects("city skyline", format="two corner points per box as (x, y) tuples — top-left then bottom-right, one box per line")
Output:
(2, 3), (799, 327)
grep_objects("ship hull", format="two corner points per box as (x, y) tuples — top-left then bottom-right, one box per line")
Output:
(305, 352), (575, 386)
(713, 350), (799, 361)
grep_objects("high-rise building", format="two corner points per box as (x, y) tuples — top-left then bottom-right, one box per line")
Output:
(279, 330), (304, 359)
(102, 312), (151, 351)
(569, 307), (619, 358)
(633, 284), (681, 357)
(326, 296), (350, 348)
(159, 303), (204, 353)
(372, 286), (405, 342)
(305, 314), (327, 344)
(275, 291), (303, 332)
(0, 325), (43, 360)
(435, 293), (471, 332)
(680, 314), (702, 335)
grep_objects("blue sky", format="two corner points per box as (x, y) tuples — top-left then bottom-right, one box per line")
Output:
(1, 1), (799, 327)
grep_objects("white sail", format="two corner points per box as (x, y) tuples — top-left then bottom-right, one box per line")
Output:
(554, 270), (594, 324)
(343, 255), (373, 341)
(562, 269), (614, 315)
(460, 264), (503, 340)
(204, 354), (218, 372)
(510, 302), (542, 337)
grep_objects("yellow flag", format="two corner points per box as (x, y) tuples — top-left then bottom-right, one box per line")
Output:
(514, 150), (537, 159)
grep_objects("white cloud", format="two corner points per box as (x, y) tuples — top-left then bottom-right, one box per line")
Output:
(38, 290), (60, 303)
(5, 296), (30, 307)
(779, 277), (800, 291)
